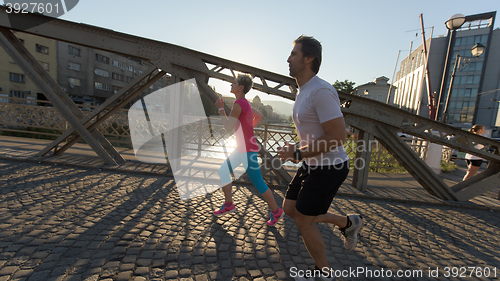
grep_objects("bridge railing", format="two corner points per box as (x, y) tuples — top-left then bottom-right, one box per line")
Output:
(0, 97), (442, 171)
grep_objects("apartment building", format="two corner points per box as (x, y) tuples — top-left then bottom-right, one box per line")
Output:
(392, 11), (500, 136)
(0, 32), (57, 104)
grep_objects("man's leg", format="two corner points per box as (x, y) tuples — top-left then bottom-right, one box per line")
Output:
(284, 198), (347, 228)
(294, 211), (329, 269)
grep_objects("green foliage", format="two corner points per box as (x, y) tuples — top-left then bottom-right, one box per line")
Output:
(440, 161), (458, 173)
(333, 79), (356, 94)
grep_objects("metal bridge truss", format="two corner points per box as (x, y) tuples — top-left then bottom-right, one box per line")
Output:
(0, 8), (498, 201)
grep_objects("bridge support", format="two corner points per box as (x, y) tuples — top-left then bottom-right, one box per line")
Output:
(352, 130), (373, 192)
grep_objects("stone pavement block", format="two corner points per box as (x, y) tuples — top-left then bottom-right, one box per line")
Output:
(1, 158), (500, 281)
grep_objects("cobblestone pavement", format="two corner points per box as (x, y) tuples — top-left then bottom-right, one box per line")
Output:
(1, 159), (499, 281)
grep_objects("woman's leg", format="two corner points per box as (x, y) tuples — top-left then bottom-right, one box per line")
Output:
(218, 150), (244, 203)
(245, 152), (279, 212)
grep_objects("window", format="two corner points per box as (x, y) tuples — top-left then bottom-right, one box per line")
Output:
(473, 75), (481, 85)
(68, 78), (81, 87)
(126, 76), (133, 83)
(95, 82), (111, 91)
(460, 113), (467, 122)
(112, 60), (125, 69)
(455, 37), (462, 47)
(449, 101), (456, 110)
(113, 85), (123, 94)
(10, 90), (25, 99)
(476, 61), (483, 71)
(376, 94), (384, 102)
(112, 73), (124, 81)
(68, 62), (81, 71)
(39, 61), (49, 71)
(464, 88), (471, 97)
(0, 93), (8, 103)
(95, 54), (110, 64)
(36, 44), (49, 54)
(458, 89), (465, 97)
(469, 101), (476, 111)
(9, 72), (25, 83)
(95, 68), (110, 77)
(481, 34), (488, 44)
(68, 45), (81, 56)
(471, 89), (478, 98)
(461, 101), (469, 111)
(467, 36), (475, 45)
(126, 65), (136, 72)
(451, 89), (458, 98)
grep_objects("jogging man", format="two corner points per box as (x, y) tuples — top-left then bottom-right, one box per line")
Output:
(278, 35), (363, 279)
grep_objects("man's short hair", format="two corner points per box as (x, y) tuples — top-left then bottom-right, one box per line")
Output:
(294, 35), (322, 74)
(237, 74), (253, 94)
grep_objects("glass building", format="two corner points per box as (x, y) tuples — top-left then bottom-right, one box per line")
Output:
(393, 11), (500, 136)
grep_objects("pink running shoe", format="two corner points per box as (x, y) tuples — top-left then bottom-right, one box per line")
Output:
(213, 202), (236, 216)
(267, 207), (284, 226)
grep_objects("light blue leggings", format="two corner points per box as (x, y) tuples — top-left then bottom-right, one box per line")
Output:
(218, 150), (269, 194)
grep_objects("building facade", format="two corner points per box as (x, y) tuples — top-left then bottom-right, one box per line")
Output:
(353, 76), (396, 104)
(392, 11), (500, 137)
(0, 32), (57, 104)
(57, 41), (170, 107)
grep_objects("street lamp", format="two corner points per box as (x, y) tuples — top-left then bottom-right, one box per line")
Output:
(442, 43), (485, 123)
(435, 14), (466, 121)
(445, 14), (466, 30)
(471, 43), (485, 57)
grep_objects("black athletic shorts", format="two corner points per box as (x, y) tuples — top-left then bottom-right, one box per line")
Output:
(285, 161), (349, 216)
(466, 159), (482, 167)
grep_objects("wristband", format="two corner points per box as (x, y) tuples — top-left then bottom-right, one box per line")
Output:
(218, 108), (224, 112)
(293, 148), (302, 161)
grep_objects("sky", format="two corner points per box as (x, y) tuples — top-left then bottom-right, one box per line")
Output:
(59, 0), (500, 103)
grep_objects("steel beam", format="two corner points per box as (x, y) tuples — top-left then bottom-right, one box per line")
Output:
(345, 114), (457, 200)
(340, 93), (500, 163)
(0, 7), (498, 199)
(0, 27), (122, 165)
(43, 69), (167, 157)
(352, 130), (373, 192)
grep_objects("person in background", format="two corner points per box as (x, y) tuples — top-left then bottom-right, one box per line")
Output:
(463, 124), (486, 181)
(213, 74), (285, 227)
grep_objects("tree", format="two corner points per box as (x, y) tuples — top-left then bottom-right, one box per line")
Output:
(333, 79), (356, 94)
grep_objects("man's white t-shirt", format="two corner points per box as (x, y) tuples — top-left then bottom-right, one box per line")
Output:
(292, 76), (350, 166)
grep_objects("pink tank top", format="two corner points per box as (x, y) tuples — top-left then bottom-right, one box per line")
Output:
(234, 99), (259, 153)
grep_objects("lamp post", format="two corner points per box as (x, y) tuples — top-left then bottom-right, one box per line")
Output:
(442, 43), (485, 123)
(435, 14), (466, 121)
